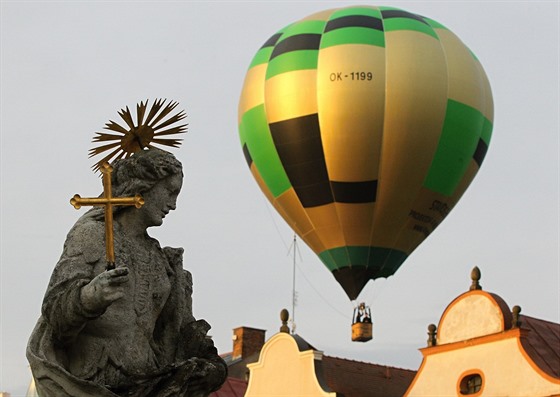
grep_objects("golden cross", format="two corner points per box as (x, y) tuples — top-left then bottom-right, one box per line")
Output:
(70, 163), (144, 270)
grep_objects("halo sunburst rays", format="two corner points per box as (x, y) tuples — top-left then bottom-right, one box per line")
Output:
(89, 99), (187, 172)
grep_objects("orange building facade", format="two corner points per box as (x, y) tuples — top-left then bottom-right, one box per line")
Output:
(405, 268), (560, 397)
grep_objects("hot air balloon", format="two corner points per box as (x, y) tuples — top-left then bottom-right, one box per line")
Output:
(238, 5), (493, 336)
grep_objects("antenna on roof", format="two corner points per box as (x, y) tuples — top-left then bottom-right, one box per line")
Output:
(287, 234), (300, 334)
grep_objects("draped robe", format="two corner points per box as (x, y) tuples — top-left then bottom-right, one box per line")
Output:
(27, 212), (227, 397)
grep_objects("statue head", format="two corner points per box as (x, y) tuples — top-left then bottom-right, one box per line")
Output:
(111, 148), (183, 198)
(82, 149), (183, 223)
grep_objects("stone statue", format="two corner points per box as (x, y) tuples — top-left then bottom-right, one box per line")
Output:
(27, 149), (227, 397)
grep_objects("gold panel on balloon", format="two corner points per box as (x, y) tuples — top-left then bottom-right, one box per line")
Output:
(300, 228), (328, 255)
(392, 159), (479, 255)
(372, 29), (448, 248)
(317, 44), (386, 182)
(477, 60), (494, 122)
(334, 202), (375, 246)
(394, 188), (453, 255)
(250, 162), (274, 203)
(437, 29), (484, 112)
(449, 161), (479, 209)
(264, 70), (318, 124)
(301, 9), (334, 22)
(274, 188), (314, 237)
(305, 203), (346, 249)
(238, 63), (267, 122)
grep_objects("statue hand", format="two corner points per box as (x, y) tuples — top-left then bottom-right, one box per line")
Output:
(157, 358), (226, 396)
(80, 267), (129, 313)
(184, 358), (226, 395)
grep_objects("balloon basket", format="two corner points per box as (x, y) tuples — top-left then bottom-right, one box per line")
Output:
(351, 322), (373, 342)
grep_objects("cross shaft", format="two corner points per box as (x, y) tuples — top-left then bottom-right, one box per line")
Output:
(70, 163), (144, 269)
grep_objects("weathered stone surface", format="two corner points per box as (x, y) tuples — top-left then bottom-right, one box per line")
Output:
(27, 150), (227, 397)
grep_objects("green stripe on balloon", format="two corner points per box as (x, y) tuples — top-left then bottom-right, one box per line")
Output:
(379, 7), (439, 39)
(249, 47), (275, 68)
(330, 6), (383, 19)
(277, 20), (326, 40)
(377, 249), (410, 277)
(323, 246), (350, 271)
(264, 20), (325, 79)
(249, 32), (283, 68)
(382, 17), (439, 39)
(239, 105), (291, 197)
(321, 27), (385, 48)
(424, 99), (486, 196)
(321, 7), (384, 48)
(481, 117), (493, 145)
(424, 17), (449, 30)
(319, 246), (407, 275)
(266, 50), (320, 79)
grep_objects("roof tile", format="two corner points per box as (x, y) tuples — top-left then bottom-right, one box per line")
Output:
(322, 355), (416, 397)
(520, 315), (560, 379)
(210, 377), (248, 397)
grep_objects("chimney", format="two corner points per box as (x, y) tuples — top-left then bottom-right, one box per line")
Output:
(232, 326), (266, 360)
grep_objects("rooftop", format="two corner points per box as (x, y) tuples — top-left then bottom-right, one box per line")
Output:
(322, 355), (416, 397)
(520, 314), (560, 379)
(209, 377), (247, 397)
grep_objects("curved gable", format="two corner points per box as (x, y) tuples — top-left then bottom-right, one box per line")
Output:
(438, 290), (512, 344)
(245, 333), (335, 397)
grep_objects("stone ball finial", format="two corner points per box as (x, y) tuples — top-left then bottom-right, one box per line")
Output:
(280, 309), (290, 333)
(470, 266), (482, 290)
(512, 305), (522, 328)
(427, 324), (437, 347)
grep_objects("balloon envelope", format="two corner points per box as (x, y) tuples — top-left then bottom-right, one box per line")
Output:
(238, 6), (493, 300)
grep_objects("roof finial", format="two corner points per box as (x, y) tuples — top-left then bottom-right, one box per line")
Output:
(427, 324), (437, 347)
(470, 266), (482, 290)
(280, 309), (290, 333)
(512, 305), (522, 328)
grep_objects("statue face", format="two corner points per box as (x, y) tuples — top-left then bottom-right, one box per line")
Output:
(139, 173), (183, 228)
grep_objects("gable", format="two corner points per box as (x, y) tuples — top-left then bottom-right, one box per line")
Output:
(438, 290), (511, 344)
(245, 333), (335, 397)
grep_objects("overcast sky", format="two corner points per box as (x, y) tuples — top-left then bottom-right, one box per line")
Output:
(1, 1), (558, 395)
